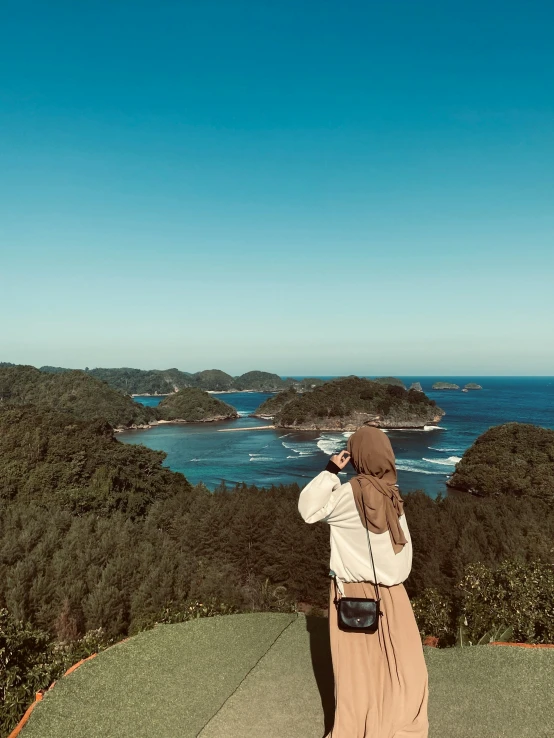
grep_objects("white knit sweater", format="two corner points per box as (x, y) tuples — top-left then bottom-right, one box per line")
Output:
(298, 470), (413, 594)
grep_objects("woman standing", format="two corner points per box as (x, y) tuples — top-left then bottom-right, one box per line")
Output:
(298, 425), (428, 738)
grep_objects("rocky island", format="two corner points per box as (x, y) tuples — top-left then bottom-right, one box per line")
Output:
(432, 381), (460, 390)
(256, 376), (444, 430)
(156, 387), (239, 423)
(464, 383), (483, 390)
(157, 387), (238, 422)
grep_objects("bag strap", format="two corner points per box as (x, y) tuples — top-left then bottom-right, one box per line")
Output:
(361, 500), (380, 602)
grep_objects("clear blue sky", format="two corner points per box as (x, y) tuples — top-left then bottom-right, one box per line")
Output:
(1, 0), (553, 375)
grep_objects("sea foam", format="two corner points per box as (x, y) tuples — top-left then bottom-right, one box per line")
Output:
(316, 434), (346, 455)
(422, 456), (462, 466)
(428, 446), (463, 453)
(395, 457), (449, 475)
(281, 439), (317, 457)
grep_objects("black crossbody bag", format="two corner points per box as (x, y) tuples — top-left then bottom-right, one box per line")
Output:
(334, 503), (380, 633)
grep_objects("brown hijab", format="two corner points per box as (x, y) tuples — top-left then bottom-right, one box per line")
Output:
(346, 425), (407, 554)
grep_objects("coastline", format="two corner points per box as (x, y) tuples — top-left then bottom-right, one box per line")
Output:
(115, 415), (239, 432)
(132, 390), (278, 397)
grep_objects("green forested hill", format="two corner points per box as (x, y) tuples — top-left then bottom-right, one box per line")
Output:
(253, 387), (298, 417)
(0, 366), (155, 428)
(233, 371), (287, 391)
(0, 405), (184, 514)
(448, 423), (554, 500)
(157, 387), (238, 421)
(87, 367), (193, 394)
(2, 362), (330, 394)
(190, 369), (235, 391)
(274, 376), (444, 430)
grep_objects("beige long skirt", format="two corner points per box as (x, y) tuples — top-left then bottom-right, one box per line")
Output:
(327, 580), (428, 738)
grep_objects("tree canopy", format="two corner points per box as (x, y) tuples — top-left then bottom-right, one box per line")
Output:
(448, 422), (554, 500)
(273, 376), (444, 429)
(253, 387), (298, 417)
(0, 366), (155, 428)
(157, 388), (238, 421)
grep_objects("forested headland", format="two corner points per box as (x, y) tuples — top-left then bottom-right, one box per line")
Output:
(0, 365), (155, 429)
(0, 366), (242, 431)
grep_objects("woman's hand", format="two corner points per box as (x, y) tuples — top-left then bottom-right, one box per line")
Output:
(329, 450), (350, 470)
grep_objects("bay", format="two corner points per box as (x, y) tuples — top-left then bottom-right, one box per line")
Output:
(118, 377), (554, 497)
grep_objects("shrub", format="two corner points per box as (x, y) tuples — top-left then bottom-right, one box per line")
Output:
(412, 588), (454, 646)
(459, 560), (554, 644)
(0, 608), (110, 737)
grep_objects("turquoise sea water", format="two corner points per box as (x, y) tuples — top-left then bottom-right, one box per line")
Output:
(119, 377), (554, 497)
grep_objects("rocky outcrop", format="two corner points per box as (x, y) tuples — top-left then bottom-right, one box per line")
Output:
(432, 382), (460, 390)
(409, 382), (423, 392)
(464, 383), (483, 390)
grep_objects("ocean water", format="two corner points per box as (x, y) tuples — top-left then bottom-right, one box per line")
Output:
(119, 377), (554, 497)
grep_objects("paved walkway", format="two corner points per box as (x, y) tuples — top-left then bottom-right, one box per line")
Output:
(22, 613), (554, 738)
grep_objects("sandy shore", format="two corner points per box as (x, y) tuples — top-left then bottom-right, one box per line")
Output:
(217, 425), (275, 432)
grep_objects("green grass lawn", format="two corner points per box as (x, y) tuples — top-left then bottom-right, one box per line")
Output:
(21, 613), (554, 738)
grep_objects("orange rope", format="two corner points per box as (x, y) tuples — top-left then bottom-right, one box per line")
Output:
(490, 642), (554, 649)
(7, 653), (97, 738)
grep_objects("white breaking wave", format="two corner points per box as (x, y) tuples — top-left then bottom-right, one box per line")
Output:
(390, 425), (446, 432)
(237, 410), (250, 417)
(422, 456), (462, 467)
(281, 439), (318, 457)
(316, 434), (346, 455)
(395, 457), (449, 475)
(396, 464), (446, 476)
(249, 455), (274, 462)
(428, 446), (463, 453)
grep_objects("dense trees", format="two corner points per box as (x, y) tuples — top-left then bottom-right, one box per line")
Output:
(448, 423), (554, 500)
(1, 408), (552, 640)
(373, 377), (406, 388)
(274, 376), (444, 429)
(86, 367), (193, 394)
(0, 406), (187, 513)
(2, 362), (328, 395)
(157, 388), (238, 421)
(253, 387), (298, 417)
(0, 366), (155, 428)
(233, 371), (287, 391)
(190, 369), (235, 391)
